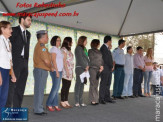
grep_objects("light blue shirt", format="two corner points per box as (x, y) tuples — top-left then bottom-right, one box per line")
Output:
(112, 47), (125, 65)
(124, 53), (133, 74)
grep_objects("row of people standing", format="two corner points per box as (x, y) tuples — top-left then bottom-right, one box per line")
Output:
(33, 31), (75, 114)
(75, 36), (116, 105)
(1, 17), (161, 118)
(112, 41), (154, 99)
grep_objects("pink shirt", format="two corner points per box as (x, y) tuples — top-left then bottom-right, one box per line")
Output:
(133, 53), (145, 69)
(144, 56), (153, 71)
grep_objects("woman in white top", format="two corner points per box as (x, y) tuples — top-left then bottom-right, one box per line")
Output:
(46, 36), (64, 112)
(0, 21), (16, 120)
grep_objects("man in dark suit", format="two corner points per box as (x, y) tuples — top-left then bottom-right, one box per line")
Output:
(6, 14), (32, 108)
(99, 36), (115, 104)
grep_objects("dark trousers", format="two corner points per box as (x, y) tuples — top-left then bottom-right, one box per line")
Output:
(6, 58), (28, 108)
(61, 78), (71, 101)
(133, 68), (143, 96)
(113, 67), (125, 97)
(99, 69), (112, 101)
(0, 67), (9, 121)
(74, 75), (84, 104)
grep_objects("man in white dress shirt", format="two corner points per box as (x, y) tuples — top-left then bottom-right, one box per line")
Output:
(122, 46), (134, 98)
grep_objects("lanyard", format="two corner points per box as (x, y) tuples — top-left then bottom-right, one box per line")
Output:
(3, 39), (11, 52)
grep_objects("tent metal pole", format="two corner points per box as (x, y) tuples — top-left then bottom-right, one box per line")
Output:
(120, 29), (163, 37)
(118, 0), (133, 36)
(0, 0), (10, 13)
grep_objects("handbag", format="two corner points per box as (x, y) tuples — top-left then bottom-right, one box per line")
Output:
(84, 77), (87, 85)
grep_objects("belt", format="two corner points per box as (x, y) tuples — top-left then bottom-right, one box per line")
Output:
(115, 64), (124, 68)
(134, 68), (142, 71)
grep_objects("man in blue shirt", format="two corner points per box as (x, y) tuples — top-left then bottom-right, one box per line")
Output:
(112, 39), (125, 99)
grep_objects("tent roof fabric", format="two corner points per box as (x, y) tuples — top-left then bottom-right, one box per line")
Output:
(0, 0), (163, 36)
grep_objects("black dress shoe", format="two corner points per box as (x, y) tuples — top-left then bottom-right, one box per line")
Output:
(112, 96), (117, 100)
(106, 100), (116, 103)
(34, 112), (47, 116)
(124, 96), (128, 99)
(134, 95), (139, 98)
(117, 96), (125, 99)
(128, 96), (135, 98)
(95, 103), (99, 105)
(99, 100), (106, 104)
(139, 95), (146, 97)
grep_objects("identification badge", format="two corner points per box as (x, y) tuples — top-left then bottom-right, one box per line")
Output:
(42, 48), (46, 52)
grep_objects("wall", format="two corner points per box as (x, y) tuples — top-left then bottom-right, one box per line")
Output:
(0, 14), (119, 95)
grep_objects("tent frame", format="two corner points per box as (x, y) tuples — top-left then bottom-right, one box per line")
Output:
(0, 0), (163, 37)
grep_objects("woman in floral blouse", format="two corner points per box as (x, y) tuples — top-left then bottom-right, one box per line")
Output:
(60, 37), (74, 108)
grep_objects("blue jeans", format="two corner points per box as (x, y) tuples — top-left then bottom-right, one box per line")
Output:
(113, 67), (125, 97)
(33, 68), (48, 113)
(144, 71), (152, 94)
(0, 67), (9, 121)
(122, 73), (133, 96)
(46, 71), (62, 106)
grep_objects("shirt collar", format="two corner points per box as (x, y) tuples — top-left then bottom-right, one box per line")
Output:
(0, 34), (9, 42)
(118, 47), (123, 51)
(154, 68), (159, 71)
(136, 53), (143, 57)
(20, 25), (26, 32)
(127, 53), (132, 56)
(104, 43), (108, 48)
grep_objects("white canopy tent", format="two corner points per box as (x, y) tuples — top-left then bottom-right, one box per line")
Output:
(0, 0), (163, 37)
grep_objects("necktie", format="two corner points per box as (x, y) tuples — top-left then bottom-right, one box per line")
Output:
(23, 30), (28, 59)
(23, 30), (27, 43)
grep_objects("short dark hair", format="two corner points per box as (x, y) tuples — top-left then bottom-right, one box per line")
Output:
(153, 62), (158, 65)
(36, 33), (46, 40)
(136, 46), (143, 51)
(104, 35), (112, 43)
(51, 36), (60, 46)
(91, 39), (100, 49)
(0, 21), (10, 35)
(127, 46), (132, 52)
(118, 39), (125, 46)
(19, 12), (32, 24)
(61, 37), (72, 51)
